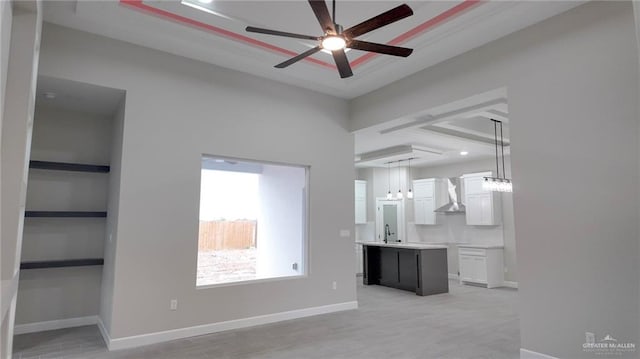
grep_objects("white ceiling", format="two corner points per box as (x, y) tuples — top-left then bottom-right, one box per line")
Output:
(42, 0), (583, 99)
(355, 88), (510, 168)
(36, 76), (125, 116)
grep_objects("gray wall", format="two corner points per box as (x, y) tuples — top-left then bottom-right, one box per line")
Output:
(351, 2), (639, 357)
(39, 24), (356, 339)
(1, 4), (41, 357)
(0, 0), (11, 122)
(101, 98), (125, 333)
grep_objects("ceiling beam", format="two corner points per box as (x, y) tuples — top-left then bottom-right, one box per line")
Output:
(415, 127), (510, 147)
(379, 98), (508, 135)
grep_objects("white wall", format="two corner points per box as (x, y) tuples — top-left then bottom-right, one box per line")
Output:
(351, 2), (639, 357)
(256, 164), (306, 278)
(38, 23), (356, 340)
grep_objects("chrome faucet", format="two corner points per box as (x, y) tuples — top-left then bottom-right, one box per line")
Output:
(384, 224), (396, 243)
(384, 224), (400, 243)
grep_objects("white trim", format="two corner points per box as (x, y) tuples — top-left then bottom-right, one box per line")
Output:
(520, 348), (559, 359)
(503, 280), (519, 289)
(106, 301), (358, 351)
(14, 315), (98, 335)
(196, 274), (306, 290)
(448, 273), (459, 280)
(97, 316), (112, 350)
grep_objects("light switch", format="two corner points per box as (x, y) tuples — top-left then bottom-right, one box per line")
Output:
(339, 230), (350, 238)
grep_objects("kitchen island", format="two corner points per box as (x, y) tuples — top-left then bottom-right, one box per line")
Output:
(357, 242), (449, 296)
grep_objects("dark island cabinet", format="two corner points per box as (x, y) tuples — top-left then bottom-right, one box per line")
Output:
(362, 244), (448, 296)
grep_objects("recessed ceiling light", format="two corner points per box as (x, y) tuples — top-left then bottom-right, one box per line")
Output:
(43, 92), (57, 99)
(460, 151), (469, 156)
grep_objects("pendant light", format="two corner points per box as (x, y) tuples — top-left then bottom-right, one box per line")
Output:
(406, 158), (414, 199)
(483, 119), (513, 192)
(386, 162), (393, 199)
(396, 162), (403, 199)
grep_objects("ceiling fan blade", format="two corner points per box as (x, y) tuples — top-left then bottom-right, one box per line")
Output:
(348, 40), (413, 57)
(343, 4), (413, 39)
(246, 26), (320, 41)
(332, 49), (353, 78)
(275, 46), (322, 68)
(308, 0), (335, 33)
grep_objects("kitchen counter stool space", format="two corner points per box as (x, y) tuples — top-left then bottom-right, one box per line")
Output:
(358, 242), (449, 296)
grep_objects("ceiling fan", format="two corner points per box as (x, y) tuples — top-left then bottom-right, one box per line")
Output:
(245, 0), (414, 79)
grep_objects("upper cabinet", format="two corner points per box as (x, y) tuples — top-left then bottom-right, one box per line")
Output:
(462, 172), (501, 226)
(355, 180), (367, 224)
(413, 178), (446, 225)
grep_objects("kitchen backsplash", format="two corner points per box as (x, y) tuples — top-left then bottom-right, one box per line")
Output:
(355, 222), (376, 242)
(407, 213), (504, 246)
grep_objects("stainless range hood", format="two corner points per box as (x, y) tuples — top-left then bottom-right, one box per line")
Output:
(434, 177), (466, 213)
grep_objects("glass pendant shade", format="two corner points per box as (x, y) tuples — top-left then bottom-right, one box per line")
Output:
(482, 177), (513, 193)
(386, 191), (393, 199)
(396, 190), (403, 199)
(407, 189), (413, 199)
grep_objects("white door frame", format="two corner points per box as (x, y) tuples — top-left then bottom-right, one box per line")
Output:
(375, 198), (405, 243)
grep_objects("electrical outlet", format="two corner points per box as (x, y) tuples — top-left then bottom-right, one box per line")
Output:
(339, 230), (350, 238)
(108, 233), (113, 243)
(292, 262), (298, 271)
(170, 299), (178, 311)
(332, 281), (337, 290)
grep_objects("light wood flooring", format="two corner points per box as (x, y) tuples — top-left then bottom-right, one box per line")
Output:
(13, 280), (519, 358)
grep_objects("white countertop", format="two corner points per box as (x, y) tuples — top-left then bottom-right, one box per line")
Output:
(457, 244), (504, 249)
(356, 241), (447, 250)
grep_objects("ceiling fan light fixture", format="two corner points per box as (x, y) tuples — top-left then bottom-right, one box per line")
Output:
(321, 36), (346, 51)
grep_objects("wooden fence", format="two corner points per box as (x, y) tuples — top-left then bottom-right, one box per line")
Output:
(198, 220), (257, 251)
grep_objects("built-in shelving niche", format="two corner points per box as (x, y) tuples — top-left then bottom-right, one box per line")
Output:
(15, 76), (125, 331)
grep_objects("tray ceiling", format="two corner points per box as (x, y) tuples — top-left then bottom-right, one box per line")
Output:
(42, 0), (582, 98)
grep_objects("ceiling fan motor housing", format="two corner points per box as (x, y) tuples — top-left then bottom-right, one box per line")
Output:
(332, 24), (344, 36)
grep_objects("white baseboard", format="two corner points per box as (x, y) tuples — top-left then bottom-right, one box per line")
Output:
(14, 315), (98, 335)
(520, 348), (558, 359)
(503, 280), (519, 289)
(106, 301), (358, 351)
(97, 316), (112, 350)
(448, 273), (458, 280)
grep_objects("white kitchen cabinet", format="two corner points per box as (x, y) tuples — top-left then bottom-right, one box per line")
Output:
(412, 178), (446, 225)
(355, 180), (367, 224)
(458, 245), (504, 288)
(462, 172), (501, 226)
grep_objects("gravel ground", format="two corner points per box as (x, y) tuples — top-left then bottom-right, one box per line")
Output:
(196, 248), (257, 286)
